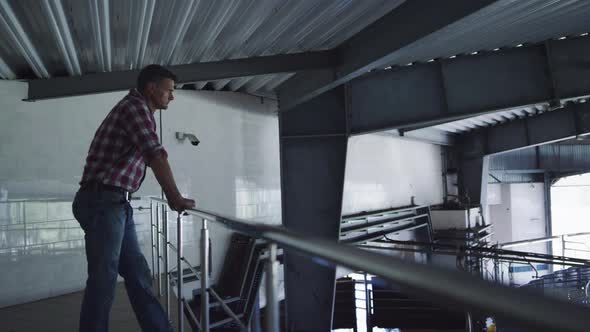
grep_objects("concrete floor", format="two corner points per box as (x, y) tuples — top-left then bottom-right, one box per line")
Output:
(0, 282), (190, 332)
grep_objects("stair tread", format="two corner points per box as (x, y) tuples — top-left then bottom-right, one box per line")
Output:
(210, 313), (245, 328)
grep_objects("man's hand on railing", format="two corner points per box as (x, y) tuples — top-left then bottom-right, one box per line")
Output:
(168, 194), (196, 212)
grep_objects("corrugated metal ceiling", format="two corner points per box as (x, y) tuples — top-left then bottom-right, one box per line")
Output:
(433, 104), (549, 134)
(376, 0), (590, 68)
(0, 0), (406, 98)
(2, 0), (590, 103)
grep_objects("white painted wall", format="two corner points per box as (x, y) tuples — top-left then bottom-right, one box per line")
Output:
(0, 81), (281, 306)
(489, 184), (513, 244)
(549, 174), (590, 269)
(488, 183), (548, 285)
(510, 183), (546, 247)
(0, 81), (445, 307)
(342, 134), (443, 215)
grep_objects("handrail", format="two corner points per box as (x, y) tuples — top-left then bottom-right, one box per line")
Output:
(0, 198), (74, 203)
(341, 204), (428, 222)
(375, 239), (590, 266)
(150, 197), (590, 332)
(499, 232), (590, 249)
(340, 213), (429, 234)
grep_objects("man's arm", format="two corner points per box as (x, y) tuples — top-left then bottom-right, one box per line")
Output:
(149, 155), (195, 211)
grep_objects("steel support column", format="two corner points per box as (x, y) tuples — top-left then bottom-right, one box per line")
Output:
(458, 156), (490, 208)
(279, 87), (348, 332)
(543, 172), (553, 269)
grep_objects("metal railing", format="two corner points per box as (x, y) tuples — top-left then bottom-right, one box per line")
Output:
(151, 198), (250, 332)
(150, 197), (590, 332)
(499, 232), (590, 250)
(499, 232), (590, 272)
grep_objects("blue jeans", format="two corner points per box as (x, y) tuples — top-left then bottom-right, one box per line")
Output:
(73, 189), (173, 332)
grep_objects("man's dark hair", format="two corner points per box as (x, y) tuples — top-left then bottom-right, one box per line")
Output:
(137, 65), (177, 91)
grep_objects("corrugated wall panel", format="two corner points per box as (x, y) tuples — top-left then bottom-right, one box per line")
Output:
(490, 148), (538, 170)
(540, 144), (590, 170)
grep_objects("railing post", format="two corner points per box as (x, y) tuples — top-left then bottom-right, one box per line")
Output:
(164, 206), (170, 317)
(177, 213), (184, 332)
(493, 255), (499, 284)
(364, 273), (371, 330)
(562, 235), (566, 270)
(201, 218), (210, 332)
(150, 200), (155, 282)
(265, 243), (279, 332)
(155, 204), (162, 296)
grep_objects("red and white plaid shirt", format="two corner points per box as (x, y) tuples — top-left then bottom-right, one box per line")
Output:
(80, 89), (167, 192)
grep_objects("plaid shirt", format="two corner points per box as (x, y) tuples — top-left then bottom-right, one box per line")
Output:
(80, 89), (167, 192)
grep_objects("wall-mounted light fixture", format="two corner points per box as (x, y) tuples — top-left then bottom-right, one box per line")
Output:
(175, 132), (200, 146)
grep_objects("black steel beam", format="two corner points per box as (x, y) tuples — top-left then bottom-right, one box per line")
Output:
(455, 103), (590, 205)
(279, 87), (349, 332)
(460, 102), (590, 159)
(278, 0), (497, 110)
(26, 50), (334, 100)
(398, 128), (455, 146)
(347, 35), (590, 134)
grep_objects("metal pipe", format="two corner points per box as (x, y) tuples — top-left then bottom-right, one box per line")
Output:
(562, 235), (567, 270)
(208, 287), (248, 331)
(378, 238), (590, 265)
(22, 202), (27, 249)
(0, 54), (15, 79)
(364, 273), (371, 330)
(164, 206), (170, 317)
(466, 312), (473, 332)
(180, 257), (201, 280)
(177, 213), (184, 332)
(265, 243), (279, 332)
(0, 1), (49, 77)
(265, 232), (590, 332)
(201, 218), (209, 332)
(100, 0), (111, 71)
(138, 0), (155, 67)
(150, 198), (590, 332)
(357, 245), (589, 267)
(150, 201), (155, 282)
(543, 172), (553, 270)
(166, 245), (200, 280)
(500, 232), (590, 249)
(155, 204), (161, 296)
(341, 205), (430, 222)
(183, 298), (200, 331)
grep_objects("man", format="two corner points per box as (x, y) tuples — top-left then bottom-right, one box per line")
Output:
(72, 65), (195, 331)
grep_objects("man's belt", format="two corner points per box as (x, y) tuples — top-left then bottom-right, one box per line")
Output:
(80, 181), (132, 200)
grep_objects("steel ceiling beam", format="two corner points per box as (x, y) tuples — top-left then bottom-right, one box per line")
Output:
(455, 102), (590, 205)
(344, 35), (590, 135)
(277, 0), (498, 111)
(26, 50), (334, 100)
(384, 128), (455, 146)
(459, 103), (590, 159)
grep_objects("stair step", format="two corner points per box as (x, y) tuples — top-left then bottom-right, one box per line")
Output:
(210, 313), (245, 329)
(170, 267), (200, 284)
